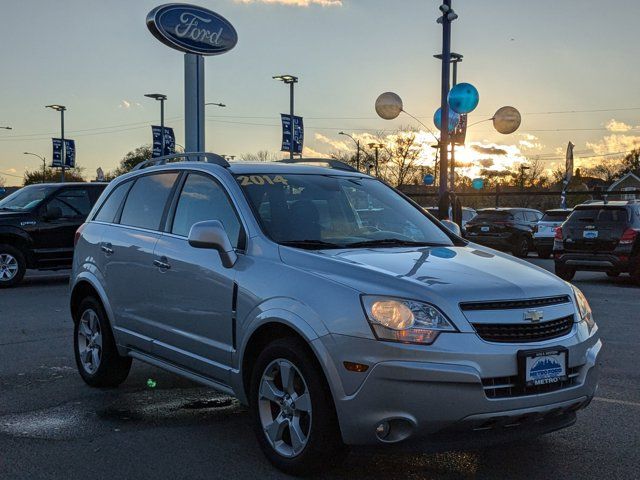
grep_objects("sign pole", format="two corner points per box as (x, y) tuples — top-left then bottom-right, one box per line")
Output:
(60, 109), (65, 182)
(289, 82), (295, 159)
(184, 53), (205, 153)
(438, 0), (452, 212)
(160, 96), (165, 156)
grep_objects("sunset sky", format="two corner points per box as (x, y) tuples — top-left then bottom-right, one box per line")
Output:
(1, 0), (639, 186)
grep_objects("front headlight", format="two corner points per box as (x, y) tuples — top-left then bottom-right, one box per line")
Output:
(361, 296), (456, 345)
(572, 285), (596, 332)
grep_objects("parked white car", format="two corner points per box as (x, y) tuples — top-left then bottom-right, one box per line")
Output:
(534, 209), (572, 258)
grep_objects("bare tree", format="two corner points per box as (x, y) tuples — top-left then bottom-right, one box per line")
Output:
(582, 157), (625, 183)
(0, 176), (5, 188)
(239, 150), (281, 162)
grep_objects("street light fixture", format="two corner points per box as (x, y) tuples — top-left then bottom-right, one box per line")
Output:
(338, 131), (361, 171)
(1, 126), (12, 130)
(273, 74), (299, 160)
(24, 152), (46, 183)
(145, 93), (167, 156)
(205, 102), (226, 108)
(45, 104), (67, 182)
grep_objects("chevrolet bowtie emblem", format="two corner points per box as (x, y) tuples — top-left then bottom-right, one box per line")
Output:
(524, 310), (544, 323)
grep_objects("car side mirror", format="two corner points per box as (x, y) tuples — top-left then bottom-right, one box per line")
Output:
(440, 219), (462, 236)
(188, 220), (238, 268)
(43, 204), (63, 220)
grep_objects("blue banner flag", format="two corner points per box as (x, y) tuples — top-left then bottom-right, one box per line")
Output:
(280, 114), (304, 154)
(64, 139), (76, 168)
(51, 138), (63, 167)
(152, 126), (176, 158)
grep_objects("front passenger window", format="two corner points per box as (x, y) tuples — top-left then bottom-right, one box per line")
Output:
(172, 173), (242, 248)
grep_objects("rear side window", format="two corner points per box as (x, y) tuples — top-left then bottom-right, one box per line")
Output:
(48, 189), (92, 218)
(568, 207), (629, 224)
(171, 173), (242, 247)
(524, 212), (539, 222)
(120, 173), (179, 230)
(94, 182), (131, 223)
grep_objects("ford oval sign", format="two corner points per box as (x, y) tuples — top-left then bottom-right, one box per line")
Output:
(146, 4), (238, 56)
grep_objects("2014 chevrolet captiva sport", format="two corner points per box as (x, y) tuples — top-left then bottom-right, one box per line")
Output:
(70, 154), (601, 475)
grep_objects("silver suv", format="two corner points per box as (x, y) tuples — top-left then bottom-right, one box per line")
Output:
(70, 155), (601, 475)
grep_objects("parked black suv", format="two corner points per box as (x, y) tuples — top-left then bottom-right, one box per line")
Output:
(0, 182), (107, 287)
(465, 207), (543, 257)
(554, 201), (640, 284)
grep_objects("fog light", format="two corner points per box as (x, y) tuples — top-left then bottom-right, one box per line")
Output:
(376, 422), (390, 439)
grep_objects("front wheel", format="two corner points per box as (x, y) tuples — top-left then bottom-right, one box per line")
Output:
(555, 264), (576, 281)
(249, 337), (347, 476)
(0, 244), (26, 288)
(74, 297), (131, 388)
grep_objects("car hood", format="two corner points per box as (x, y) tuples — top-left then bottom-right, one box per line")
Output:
(279, 244), (572, 307)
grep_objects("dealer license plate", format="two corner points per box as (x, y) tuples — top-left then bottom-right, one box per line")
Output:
(519, 348), (568, 387)
(583, 230), (598, 239)
(481, 226), (490, 232)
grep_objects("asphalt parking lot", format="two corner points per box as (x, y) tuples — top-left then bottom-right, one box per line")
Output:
(1, 260), (639, 480)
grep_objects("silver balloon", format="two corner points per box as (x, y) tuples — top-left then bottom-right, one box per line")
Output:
(493, 106), (521, 134)
(375, 92), (403, 120)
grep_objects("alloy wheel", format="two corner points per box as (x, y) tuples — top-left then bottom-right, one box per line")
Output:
(0, 253), (19, 281)
(77, 308), (103, 374)
(258, 359), (312, 458)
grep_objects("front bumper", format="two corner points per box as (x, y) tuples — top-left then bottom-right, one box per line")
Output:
(318, 330), (601, 446)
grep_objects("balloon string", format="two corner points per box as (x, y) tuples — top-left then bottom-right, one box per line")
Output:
(467, 117), (494, 128)
(401, 109), (440, 142)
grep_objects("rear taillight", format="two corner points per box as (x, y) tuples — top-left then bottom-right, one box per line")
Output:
(554, 226), (563, 240)
(619, 228), (638, 245)
(74, 223), (87, 247)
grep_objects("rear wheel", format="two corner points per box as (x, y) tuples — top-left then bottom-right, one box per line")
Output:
(512, 236), (530, 258)
(249, 337), (346, 476)
(74, 296), (131, 388)
(555, 263), (576, 281)
(0, 244), (26, 288)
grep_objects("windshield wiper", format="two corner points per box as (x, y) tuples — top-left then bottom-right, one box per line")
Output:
(279, 240), (344, 250)
(344, 238), (436, 248)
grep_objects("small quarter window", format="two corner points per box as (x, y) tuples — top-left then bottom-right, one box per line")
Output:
(94, 182), (131, 223)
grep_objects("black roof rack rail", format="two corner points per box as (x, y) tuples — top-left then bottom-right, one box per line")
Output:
(132, 152), (230, 171)
(276, 158), (358, 172)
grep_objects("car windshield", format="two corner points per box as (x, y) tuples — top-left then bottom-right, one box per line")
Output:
(473, 210), (513, 222)
(541, 211), (571, 222)
(236, 173), (453, 249)
(567, 207), (629, 224)
(0, 185), (56, 211)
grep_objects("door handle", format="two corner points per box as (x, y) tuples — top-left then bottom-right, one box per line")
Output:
(153, 258), (171, 270)
(101, 243), (114, 255)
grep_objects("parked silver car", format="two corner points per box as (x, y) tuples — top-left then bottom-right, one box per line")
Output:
(70, 155), (601, 475)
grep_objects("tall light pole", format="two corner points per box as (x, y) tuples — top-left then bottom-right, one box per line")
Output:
(273, 74), (298, 160)
(367, 142), (384, 177)
(23, 152), (46, 183)
(45, 104), (66, 182)
(435, 52), (463, 191)
(436, 1), (458, 217)
(145, 93), (167, 156)
(338, 131), (361, 171)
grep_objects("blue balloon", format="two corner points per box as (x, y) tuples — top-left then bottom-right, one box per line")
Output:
(423, 174), (434, 185)
(472, 178), (484, 190)
(433, 107), (460, 132)
(448, 82), (479, 114)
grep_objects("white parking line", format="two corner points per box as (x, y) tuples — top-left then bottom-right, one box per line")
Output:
(594, 397), (640, 407)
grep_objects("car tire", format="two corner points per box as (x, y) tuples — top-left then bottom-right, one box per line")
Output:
(555, 264), (576, 281)
(74, 296), (132, 388)
(0, 244), (26, 288)
(606, 271), (620, 278)
(249, 337), (347, 476)
(512, 236), (530, 258)
(536, 248), (552, 260)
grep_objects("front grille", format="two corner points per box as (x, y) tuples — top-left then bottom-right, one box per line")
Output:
(460, 295), (571, 311)
(482, 366), (582, 399)
(472, 315), (574, 343)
